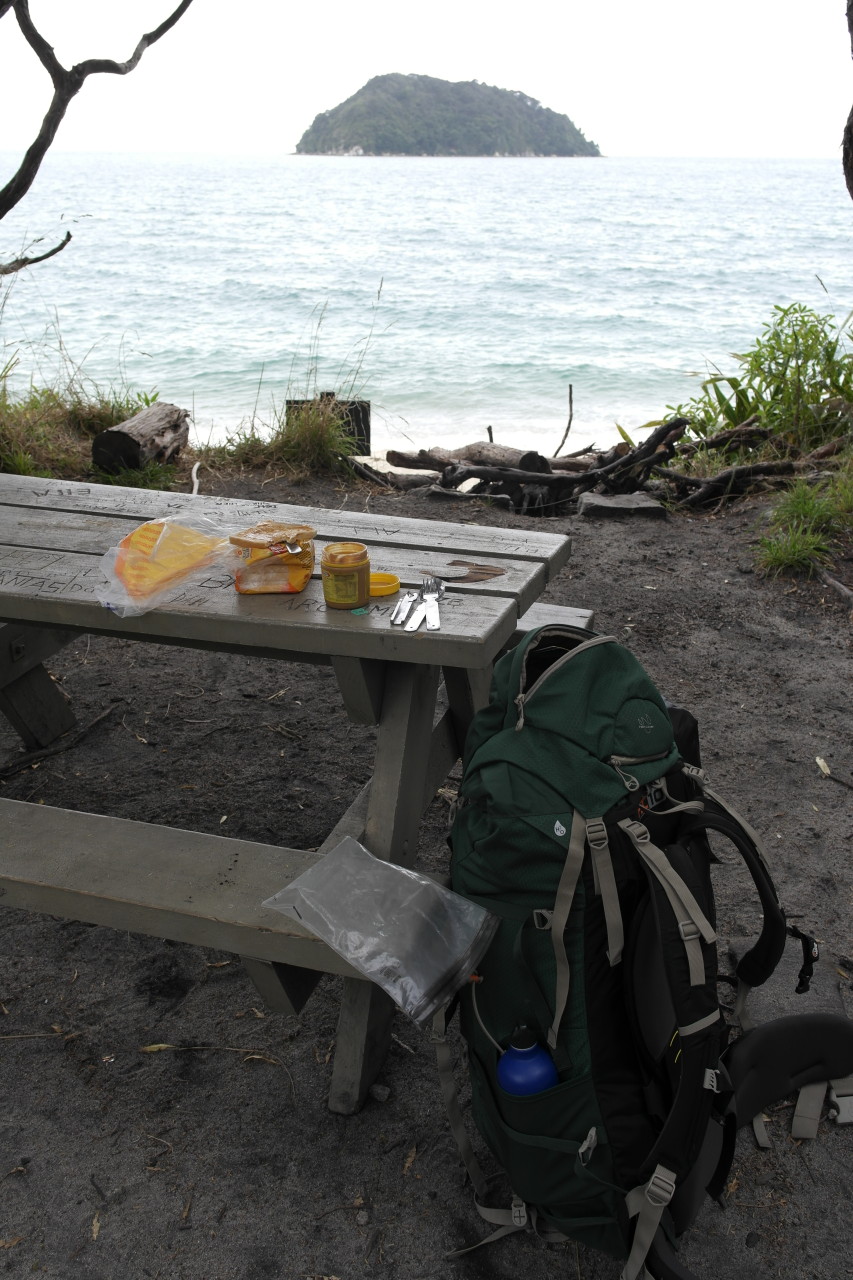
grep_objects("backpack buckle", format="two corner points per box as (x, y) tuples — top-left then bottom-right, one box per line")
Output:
(533, 909), (553, 930)
(623, 819), (649, 843)
(511, 1196), (528, 1227)
(829, 1078), (853, 1124)
(679, 920), (700, 942)
(586, 819), (608, 849)
(646, 1169), (676, 1207)
(577, 1126), (598, 1166)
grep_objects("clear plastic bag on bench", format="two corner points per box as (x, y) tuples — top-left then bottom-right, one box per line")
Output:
(262, 836), (498, 1026)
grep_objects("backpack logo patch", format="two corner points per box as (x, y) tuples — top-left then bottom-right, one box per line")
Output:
(554, 819), (567, 838)
(637, 714), (655, 734)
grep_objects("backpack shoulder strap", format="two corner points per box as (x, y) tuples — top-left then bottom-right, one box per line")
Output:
(681, 776), (788, 991)
(617, 820), (724, 1280)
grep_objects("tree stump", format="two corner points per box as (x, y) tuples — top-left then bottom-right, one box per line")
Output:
(92, 403), (190, 473)
(286, 393), (371, 454)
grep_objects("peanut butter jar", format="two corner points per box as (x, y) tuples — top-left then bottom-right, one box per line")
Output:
(320, 542), (370, 609)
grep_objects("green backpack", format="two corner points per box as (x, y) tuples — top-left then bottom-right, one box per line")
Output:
(438, 624), (853, 1280)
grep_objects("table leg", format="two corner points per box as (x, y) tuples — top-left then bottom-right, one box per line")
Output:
(441, 664), (493, 753)
(240, 956), (322, 1016)
(328, 660), (440, 1114)
(0, 624), (77, 749)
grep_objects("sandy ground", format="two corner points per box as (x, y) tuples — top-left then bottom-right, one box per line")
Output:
(1, 473), (851, 1280)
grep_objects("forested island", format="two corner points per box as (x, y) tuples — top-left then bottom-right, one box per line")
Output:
(296, 73), (600, 157)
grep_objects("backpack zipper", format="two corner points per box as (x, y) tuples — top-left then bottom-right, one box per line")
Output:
(515, 634), (616, 729)
(609, 751), (670, 791)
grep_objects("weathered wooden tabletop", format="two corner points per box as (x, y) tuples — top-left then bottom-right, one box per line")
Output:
(0, 475), (571, 668)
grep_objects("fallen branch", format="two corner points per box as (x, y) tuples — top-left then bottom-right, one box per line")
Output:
(676, 418), (769, 457)
(552, 384), (574, 456)
(424, 484), (513, 508)
(440, 463), (578, 489)
(824, 772), (853, 792)
(416, 419), (687, 520)
(818, 569), (853, 607)
(571, 419), (688, 496)
(679, 461), (798, 508)
(348, 458), (395, 488)
(0, 704), (115, 779)
(805, 433), (853, 461)
(650, 465), (704, 489)
(547, 454), (597, 472)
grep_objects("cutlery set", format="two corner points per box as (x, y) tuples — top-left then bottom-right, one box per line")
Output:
(390, 576), (445, 631)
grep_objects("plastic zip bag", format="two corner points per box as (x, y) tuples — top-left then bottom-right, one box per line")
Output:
(97, 512), (238, 617)
(263, 837), (498, 1026)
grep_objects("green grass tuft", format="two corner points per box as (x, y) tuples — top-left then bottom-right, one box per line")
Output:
(755, 523), (834, 577)
(91, 460), (181, 490)
(769, 480), (838, 533)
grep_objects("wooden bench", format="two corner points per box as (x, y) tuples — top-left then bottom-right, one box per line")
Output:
(0, 796), (355, 1015)
(508, 600), (595, 648)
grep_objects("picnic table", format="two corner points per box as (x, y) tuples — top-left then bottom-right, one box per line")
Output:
(0, 474), (583, 1112)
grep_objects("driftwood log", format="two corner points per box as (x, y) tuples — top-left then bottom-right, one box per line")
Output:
(349, 458), (441, 490)
(386, 443), (553, 472)
(92, 403), (190, 473)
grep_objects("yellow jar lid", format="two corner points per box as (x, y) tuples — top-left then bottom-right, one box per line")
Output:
(369, 572), (401, 596)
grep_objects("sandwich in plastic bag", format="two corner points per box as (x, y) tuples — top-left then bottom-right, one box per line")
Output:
(228, 520), (316, 594)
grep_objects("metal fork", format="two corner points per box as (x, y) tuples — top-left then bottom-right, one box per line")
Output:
(422, 576), (443, 631)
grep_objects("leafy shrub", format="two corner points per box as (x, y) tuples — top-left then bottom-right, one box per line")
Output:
(673, 303), (853, 454)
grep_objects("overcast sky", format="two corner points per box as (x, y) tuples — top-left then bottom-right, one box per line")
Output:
(0, 1), (851, 160)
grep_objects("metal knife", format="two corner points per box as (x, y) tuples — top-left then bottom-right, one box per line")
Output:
(404, 598), (429, 632)
(391, 590), (420, 626)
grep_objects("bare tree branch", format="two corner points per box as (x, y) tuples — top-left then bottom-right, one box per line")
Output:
(0, 1), (195, 223)
(75, 0), (195, 77)
(845, 1), (853, 201)
(0, 229), (71, 276)
(13, 0), (66, 83)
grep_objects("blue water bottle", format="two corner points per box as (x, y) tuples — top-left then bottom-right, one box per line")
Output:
(497, 1026), (559, 1096)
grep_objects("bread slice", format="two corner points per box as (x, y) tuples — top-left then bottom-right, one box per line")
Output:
(229, 521), (316, 550)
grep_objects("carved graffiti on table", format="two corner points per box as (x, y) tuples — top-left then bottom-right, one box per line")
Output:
(0, 552), (104, 598)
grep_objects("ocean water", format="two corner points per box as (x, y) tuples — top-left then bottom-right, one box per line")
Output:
(1, 152), (852, 457)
